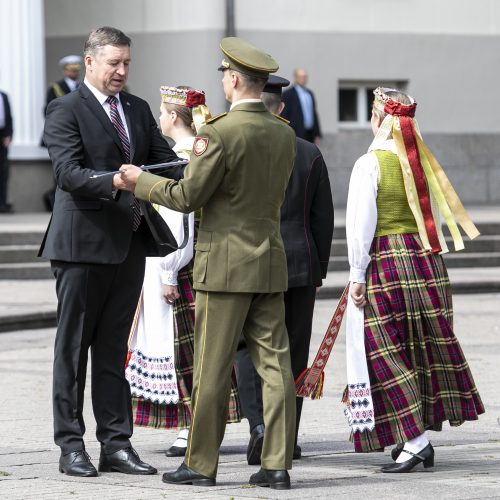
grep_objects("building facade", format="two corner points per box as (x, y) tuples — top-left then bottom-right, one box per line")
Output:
(1, 0), (499, 210)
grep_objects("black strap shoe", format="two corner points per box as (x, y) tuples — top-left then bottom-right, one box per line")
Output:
(391, 443), (404, 461)
(162, 462), (215, 486)
(249, 468), (291, 490)
(382, 443), (434, 473)
(165, 444), (187, 457)
(165, 436), (187, 457)
(293, 444), (302, 460)
(247, 423), (265, 465)
(98, 447), (157, 475)
(59, 450), (98, 477)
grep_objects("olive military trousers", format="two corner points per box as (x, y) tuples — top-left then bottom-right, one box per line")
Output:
(185, 290), (296, 478)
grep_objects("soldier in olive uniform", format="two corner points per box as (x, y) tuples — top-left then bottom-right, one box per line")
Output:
(117, 38), (297, 490)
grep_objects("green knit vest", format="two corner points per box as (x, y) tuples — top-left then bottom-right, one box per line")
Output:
(374, 150), (418, 236)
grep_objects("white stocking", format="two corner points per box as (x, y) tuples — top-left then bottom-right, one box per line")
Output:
(171, 428), (189, 448)
(396, 433), (429, 463)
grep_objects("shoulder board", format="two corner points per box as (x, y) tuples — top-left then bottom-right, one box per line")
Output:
(272, 113), (289, 124)
(206, 112), (227, 124)
(52, 82), (65, 98)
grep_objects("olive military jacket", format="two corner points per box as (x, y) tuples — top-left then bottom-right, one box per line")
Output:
(135, 101), (296, 293)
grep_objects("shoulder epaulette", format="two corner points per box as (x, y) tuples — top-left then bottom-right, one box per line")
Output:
(206, 112), (227, 124)
(51, 82), (65, 98)
(272, 113), (289, 124)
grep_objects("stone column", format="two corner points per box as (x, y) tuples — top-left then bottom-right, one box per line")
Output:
(0, 0), (47, 159)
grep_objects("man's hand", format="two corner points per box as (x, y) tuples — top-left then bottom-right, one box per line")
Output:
(350, 282), (367, 308)
(3, 136), (11, 148)
(114, 164), (143, 192)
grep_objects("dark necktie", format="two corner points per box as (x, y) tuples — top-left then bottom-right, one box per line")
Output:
(106, 95), (141, 231)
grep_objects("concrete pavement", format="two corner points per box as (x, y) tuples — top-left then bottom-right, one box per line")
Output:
(0, 206), (499, 331)
(0, 293), (499, 499)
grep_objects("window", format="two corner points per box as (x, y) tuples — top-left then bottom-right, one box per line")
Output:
(338, 81), (407, 128)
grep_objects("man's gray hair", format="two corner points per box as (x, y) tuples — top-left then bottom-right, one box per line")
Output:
(84, 26), (131, 57)
(261, 92), (282, 114)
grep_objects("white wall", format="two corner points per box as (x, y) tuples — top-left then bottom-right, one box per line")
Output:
(45, 0), (225, 37)
(235, 0), (500, 35)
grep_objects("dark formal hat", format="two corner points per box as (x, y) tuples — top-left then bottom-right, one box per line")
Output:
(218, 37), (279, 79)
(262, 75), (290, 95)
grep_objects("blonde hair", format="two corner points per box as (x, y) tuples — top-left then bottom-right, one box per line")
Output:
(161, 86), (195, 131)
(372, 89), (412, 121)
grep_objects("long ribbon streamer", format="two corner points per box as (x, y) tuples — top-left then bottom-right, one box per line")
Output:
(295, 285), (349, 399)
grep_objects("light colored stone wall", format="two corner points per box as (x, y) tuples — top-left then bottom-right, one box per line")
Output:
(40, 0), (500, 210)
(235, 0), (500, 35)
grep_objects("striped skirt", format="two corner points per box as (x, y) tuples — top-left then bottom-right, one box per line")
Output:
(132, 260), (241, 429)
(352, 233), (484, 452)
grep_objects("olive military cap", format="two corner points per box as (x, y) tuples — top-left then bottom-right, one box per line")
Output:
(263, 75), (290, 95)
(218, 37), (279, 79)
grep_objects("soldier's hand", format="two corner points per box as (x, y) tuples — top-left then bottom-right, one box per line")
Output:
(117, 164), (143, 191)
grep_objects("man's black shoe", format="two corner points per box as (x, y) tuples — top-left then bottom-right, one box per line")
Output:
(247, 423), (265, 465)
(59, 450), (98, 477)
(165, 445), (187, 457)
(162, 462), (216, 486)
(293, 444), (302, 460)
(249, 468), (291, 490)
(98, 447), (157, 474)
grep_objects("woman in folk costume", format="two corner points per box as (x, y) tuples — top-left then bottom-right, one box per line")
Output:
(126, 86), (241, 458)
(344, 87), (484, 472)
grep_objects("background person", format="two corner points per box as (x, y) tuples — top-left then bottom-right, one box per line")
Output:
(282, 68), (321, 144)
(0, 89), (13, 213)
(45, 55), (83, 113)
(42, 55), (83, 210)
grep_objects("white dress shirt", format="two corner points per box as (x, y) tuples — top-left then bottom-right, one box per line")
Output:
(83, 78), (131, 140)
(230, 98), (261, 110)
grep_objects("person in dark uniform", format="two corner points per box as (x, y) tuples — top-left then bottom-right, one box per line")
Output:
(40, 26), (183, 478)
(118, 37), (298, 490)
(45, 55), (82, 112)
(235, 75), (334, 465)
(42, 55), (83, 210)
(282, 68), (322, 144)
(0, 90), (13, 213)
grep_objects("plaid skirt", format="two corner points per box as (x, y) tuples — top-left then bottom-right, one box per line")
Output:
(132, 260), (241, 429)
(352, 233), (484, 452)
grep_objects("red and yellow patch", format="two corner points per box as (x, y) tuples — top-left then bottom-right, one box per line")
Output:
(193, 137), (209, 156)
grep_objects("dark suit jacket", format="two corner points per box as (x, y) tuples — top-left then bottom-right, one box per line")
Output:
(282, 86), (321, 140)
(280, 137), (333, 288)
(39, 82), (181, 264)
(0, 92), (13, 139)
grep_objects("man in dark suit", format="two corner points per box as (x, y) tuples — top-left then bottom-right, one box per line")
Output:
(235, 75), (334, 464)
(0, 90), (13, 213)
(282, 68), (322, 144)
(40, 26), (182, 477)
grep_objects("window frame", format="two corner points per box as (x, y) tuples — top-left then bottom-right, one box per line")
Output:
(338, 81), (407, 129)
